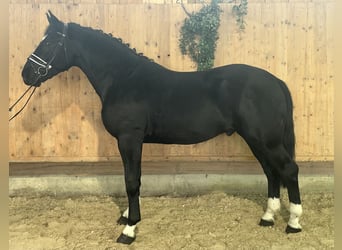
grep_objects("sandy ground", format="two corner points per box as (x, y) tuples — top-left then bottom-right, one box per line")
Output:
(9, 191), (334, 250)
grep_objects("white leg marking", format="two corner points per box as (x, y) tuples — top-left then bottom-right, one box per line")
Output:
(123, 197), (141, 218)
(122, 224), (137, 238)
(261, 198), (280, 222)
(288, 203), (303, 229)
(123, 208), (129, 218)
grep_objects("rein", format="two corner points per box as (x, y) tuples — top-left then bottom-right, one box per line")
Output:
(9, 86), (37, 122)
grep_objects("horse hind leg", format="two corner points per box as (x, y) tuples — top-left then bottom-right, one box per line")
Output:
(247, 143), (281, 227)
(260, 197), (280, 227)
(263, 145), (303, 233)
(259, 170), (281, 227)
(282, 160), (303, 233)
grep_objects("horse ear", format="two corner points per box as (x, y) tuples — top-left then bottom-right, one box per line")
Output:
(46, 10), (60, 25)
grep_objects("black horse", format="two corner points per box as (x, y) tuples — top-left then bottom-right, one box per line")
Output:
(21, 11), (303, 244)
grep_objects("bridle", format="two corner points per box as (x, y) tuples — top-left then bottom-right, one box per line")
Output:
(28, 23), (69, 85)
(9, 23), (69, 122)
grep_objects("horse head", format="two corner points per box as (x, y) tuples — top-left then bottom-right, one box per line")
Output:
(22, 10), (70, 87)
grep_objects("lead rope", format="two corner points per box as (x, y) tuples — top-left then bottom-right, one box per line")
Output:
(9, 86), (37, 122)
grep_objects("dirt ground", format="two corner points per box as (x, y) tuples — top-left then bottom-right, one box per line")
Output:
(9, 191), (334, 250)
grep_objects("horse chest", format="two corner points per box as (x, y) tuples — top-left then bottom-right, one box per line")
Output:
(101, 101), (148, 137)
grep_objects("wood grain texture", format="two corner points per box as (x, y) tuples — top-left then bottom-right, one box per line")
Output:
(9, 0), (334, 162)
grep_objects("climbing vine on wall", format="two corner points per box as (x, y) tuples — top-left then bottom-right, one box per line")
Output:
(179, 0), (222, 71)
(232, 0), (248, 30)
(178, 0), (248, 71)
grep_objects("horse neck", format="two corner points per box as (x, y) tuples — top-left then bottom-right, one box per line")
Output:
(67, 25), (143, 102)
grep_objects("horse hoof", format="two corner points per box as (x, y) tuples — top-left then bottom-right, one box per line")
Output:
(285, 225), (302, 234)
(117, 216), (129, 225)
(116, 233), (135, 244)
(259, 219), (274, 227)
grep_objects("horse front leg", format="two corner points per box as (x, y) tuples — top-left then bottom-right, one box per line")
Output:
(116, 133), (143, 244)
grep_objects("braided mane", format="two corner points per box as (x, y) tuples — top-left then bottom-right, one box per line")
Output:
(69, 22), (154, 62)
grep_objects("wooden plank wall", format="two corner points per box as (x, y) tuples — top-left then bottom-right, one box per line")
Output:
(9, 0), (334, 162)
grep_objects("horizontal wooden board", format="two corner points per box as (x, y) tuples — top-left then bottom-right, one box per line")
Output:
(9, 161), (334, 176)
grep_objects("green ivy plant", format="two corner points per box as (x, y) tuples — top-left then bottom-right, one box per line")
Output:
(232, 0), (248, 30)
(179, 0), (222, 71)
(178, 0), (248, 71)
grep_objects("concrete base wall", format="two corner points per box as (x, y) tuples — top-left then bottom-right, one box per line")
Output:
(9, 174), (334, 197)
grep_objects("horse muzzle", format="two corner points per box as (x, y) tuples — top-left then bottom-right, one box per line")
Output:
(22, 63), (43, 87)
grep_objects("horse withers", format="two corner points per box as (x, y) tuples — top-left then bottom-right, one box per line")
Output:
(21, 11), (303, 244)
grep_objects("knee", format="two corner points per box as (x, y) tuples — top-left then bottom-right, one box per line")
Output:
(125, 177), (141, 196)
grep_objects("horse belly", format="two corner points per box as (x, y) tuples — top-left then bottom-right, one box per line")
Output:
(145, 106), (231, 145)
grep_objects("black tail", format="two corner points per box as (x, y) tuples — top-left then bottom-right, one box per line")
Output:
(278, 80), (296, 159)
